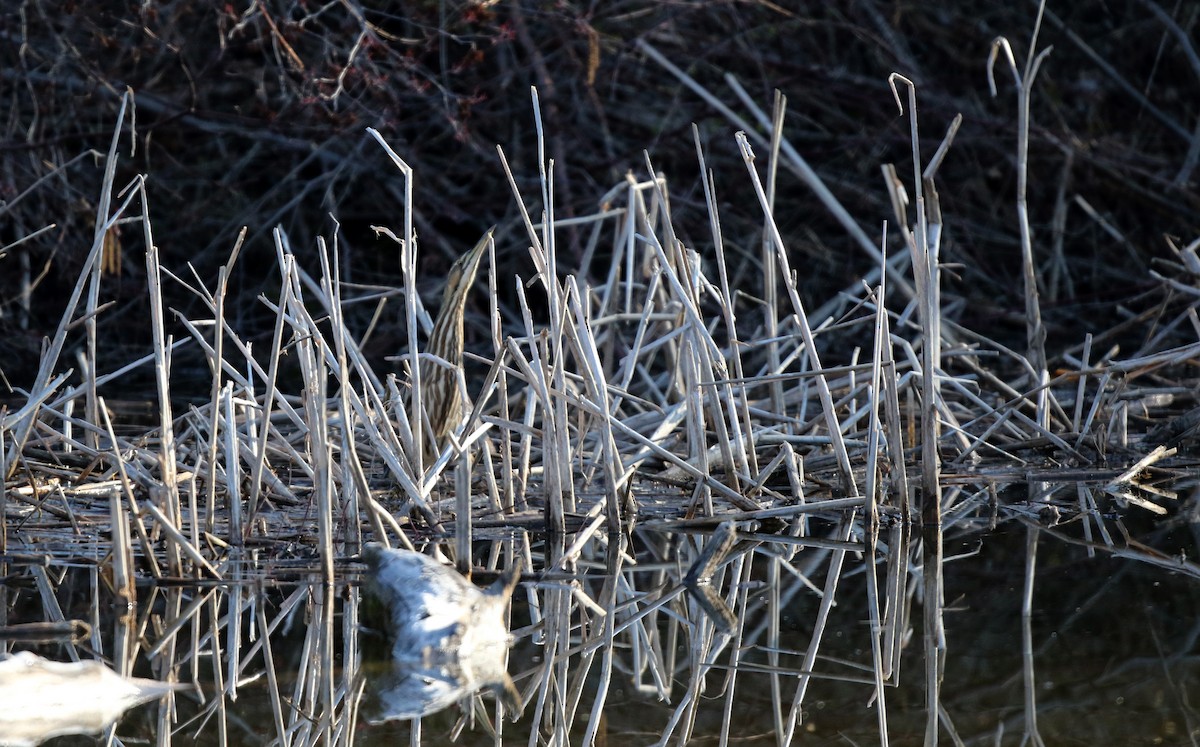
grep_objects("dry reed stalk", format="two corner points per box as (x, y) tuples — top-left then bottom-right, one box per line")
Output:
(219, 384), (243, 545)
(454, 446), (472, 574)
(888, 72), (949, 746)
(694, 128), (758, 483)
(534, 90), (576, 527)
(203, 233), (242, 546)
(366, 128), (425, 477)
(4, 104), (138, 476)
(735, 132), (856, 496)
(318, 232), (363, 554)
(876, 295), (912, 683)
(97, 399), (161, 578)
(638, 41), (897, 301)
(988, 32), (1052, 391)
(564, 279), (628, 528)
(864, 275), (891, 746)
(10, 22), (1200, 744)
(762, 92), (787, 432)
(107, 487), (133, 606)
(141, 190), (189, 583)
(985, 15), (1057, 745)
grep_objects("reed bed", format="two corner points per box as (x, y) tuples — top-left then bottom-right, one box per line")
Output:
(4, 22), (1200, 747)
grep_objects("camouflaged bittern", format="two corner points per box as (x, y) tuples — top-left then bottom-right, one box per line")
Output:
(419, 228), (492, 461)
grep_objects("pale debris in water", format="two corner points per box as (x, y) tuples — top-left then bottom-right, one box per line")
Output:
(0, 651), (181, 747)
(362, 542), (522, 720)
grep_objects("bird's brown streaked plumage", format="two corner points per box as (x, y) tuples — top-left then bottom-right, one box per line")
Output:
(418, 228), (493, 461)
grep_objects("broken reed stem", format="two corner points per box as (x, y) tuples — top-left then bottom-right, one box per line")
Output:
(888, 72), (946, 747)
(734, 131), (857, 498)
(366, 127), (425, 475)
(4, 96), (135, 477)
(108, 470), (134, 606)
(220, 384), (242, 545)
(694, 124), (758, 479)
(565, 276), (626, 527)
(878, 295), (910, 682)
(763, 91), (787, 424)
(988, 22), (1053, 398)
(143, 197), (186, 577)
(205, 247), (231, 540)
(455, 435), (472, 573)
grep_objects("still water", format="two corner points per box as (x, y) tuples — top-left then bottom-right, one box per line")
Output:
(2, 517), (1197, 746)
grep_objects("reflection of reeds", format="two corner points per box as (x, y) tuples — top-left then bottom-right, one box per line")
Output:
(6, 34), (1200, 746)
(361, 543), (522, 720)
(682, 521), (739, 636)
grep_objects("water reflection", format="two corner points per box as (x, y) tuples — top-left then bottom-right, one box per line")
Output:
(2, 510), (1198, 745)
(361, 543), (521, 721)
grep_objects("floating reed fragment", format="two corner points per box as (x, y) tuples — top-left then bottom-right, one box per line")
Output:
(0, 651), (183, 746)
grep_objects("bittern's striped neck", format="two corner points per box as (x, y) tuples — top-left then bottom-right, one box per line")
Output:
(426, 229), (491, 363)
(418, 229), (494, 455)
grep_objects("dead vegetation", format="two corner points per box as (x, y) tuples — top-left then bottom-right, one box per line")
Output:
(3, 1), (1200, 744)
